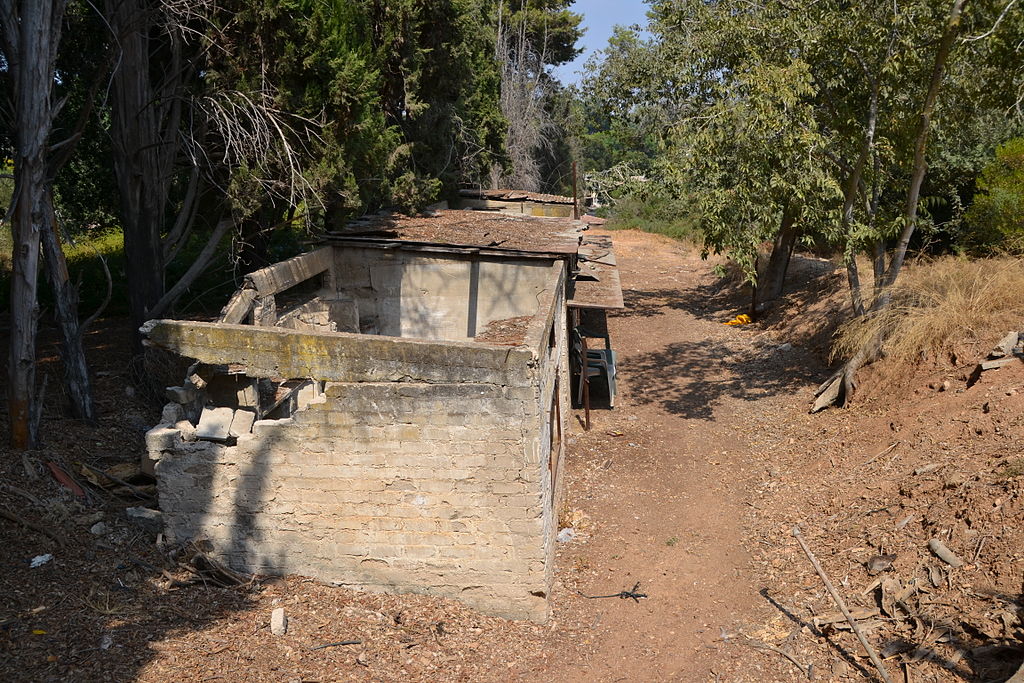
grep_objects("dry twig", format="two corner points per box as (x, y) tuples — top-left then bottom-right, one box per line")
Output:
(740, 637), (812, 679)
(0, 505), (66, 547)
(793, 526), (893, 683)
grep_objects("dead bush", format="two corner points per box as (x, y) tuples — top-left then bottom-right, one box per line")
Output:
(833, 256), (1024, 363)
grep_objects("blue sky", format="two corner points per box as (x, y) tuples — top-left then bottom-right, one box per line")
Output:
(552, 1), (651, 85)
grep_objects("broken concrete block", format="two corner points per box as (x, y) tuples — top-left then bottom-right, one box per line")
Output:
(990, 331), (1022, 359)
(230, 408), (256, 437)
(174, 420), (197, 442)
(270, 607), (287, 636)
(165, 385), (199, 404)
(237, 381), (259, 409)
(161, 402), (184, 424)
(145, 424), (182, 452)
(196, 407), (235, 442)
(981, 357), (1021, 371)
(296, 381), (319, 410)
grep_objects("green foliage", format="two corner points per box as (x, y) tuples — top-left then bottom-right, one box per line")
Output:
(580, 0), (1024, 290)
(965, 137), (1024, 252)
(608, 189), (697, 242)
(502, 0), (584, 68)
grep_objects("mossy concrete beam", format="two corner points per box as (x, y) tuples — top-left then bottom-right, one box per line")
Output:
(140, 320), (535, 386)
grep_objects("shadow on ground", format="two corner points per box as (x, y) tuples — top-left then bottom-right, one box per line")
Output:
(0, 319), (262, 682)
(626, 338), (823, 420)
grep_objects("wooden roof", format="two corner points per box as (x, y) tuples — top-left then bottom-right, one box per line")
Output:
(568, 235), (625, 310)
(458, 188), (575, 205)
(325, 210), (583, 256)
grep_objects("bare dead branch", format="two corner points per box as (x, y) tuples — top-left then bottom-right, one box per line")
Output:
(147, 214), (234, 319)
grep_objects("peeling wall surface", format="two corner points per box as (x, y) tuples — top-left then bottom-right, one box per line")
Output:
(144, 254), (568, 622)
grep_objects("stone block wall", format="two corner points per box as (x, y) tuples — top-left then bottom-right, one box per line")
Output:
(148, 263), (568, 622)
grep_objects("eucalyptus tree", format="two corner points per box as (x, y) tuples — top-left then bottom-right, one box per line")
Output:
(1, 0), (104, 447)
(494, 0), (583, 190)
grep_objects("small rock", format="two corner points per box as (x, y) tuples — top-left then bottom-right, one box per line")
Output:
(76, 511), (105, 526)
(940, 380), (951, 392)
(271, 607), (288, 636)
(89, 522), (108, 536)
(99, 633), (113, 650)
(125, 507), (163, 533)
(777, 343), (792, 352)
(866, 554), (896, 575)
(556, 527), (576, 543)
(125, 385), (135, 399)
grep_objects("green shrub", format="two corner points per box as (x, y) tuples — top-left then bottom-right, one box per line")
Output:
(964, 137), (1024, 253)
(607, 188), (698, 242)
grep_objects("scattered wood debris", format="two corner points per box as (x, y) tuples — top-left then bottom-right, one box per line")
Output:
(474, 315), (532, 345)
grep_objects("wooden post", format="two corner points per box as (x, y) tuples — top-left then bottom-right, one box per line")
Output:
(572, 161), (580, 220)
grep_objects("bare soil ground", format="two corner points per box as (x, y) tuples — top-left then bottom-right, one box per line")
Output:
(1, 228), (1021, 682)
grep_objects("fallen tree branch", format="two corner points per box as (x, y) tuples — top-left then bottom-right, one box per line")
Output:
(861, 442), (900, 467)
(79, 462), (152, 500)
(310, 640), (362, 651)
(793, 526), (892, 683)
(0, 506), (66, 547)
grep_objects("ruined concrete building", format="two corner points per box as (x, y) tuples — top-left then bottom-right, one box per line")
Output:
(142, 210), (622, 622)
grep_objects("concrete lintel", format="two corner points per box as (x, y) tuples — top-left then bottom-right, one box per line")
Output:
(219, 287), (257, 324)
(140, 320), (536, 387)
(245, 247), (333, 297)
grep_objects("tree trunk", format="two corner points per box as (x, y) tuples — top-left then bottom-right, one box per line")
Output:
(881, 0), (967, 292)
(106, 0), (183, 329)
(872, 239), (886, 295)
(8, 167), (45, 449)
(40, 196), (96, 423)
(2, 0), (67, 448)
(841, 75), (880, 318)
(147, 215), (234, 320)
(752, 207), (799, 313)
(814, 0), (967, 412)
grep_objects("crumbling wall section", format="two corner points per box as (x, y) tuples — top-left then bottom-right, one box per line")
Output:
(147, 263), (568, 623)
(155, 380), (550, 621)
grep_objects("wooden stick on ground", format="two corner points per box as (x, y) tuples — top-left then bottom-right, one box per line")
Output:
(80, 462), (151, 500)
(0, 506), (66, 547)
(741, 637), (811, 679)
(793, 526), (892, 683)
(860, 442), (899, 467)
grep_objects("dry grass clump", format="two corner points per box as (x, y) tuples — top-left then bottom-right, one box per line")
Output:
(833, 256), (1024, 363)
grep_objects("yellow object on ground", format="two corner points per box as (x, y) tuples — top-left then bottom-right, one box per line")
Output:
(723, 313), (752, 326)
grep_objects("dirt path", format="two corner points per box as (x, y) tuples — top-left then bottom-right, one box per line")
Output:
(527, 229), (826, 681)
